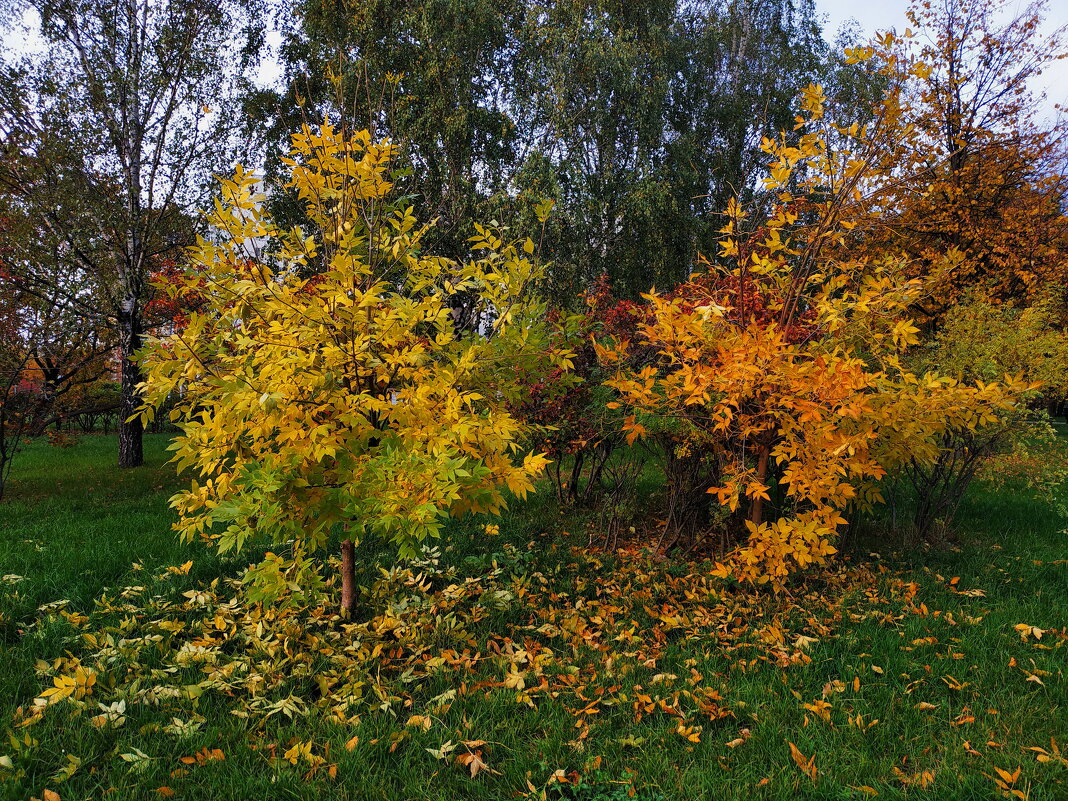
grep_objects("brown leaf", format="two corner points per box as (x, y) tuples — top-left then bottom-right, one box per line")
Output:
(893, 767), (936, 788)
(941, 675), (968, 691)
(406, 715), (432, 731)
(455, 749), (500, 779)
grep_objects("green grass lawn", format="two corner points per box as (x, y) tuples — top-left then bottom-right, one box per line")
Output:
(0, 435), (1065, 800)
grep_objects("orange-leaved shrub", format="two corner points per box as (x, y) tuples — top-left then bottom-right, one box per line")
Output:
(596, 83), (1039, 586)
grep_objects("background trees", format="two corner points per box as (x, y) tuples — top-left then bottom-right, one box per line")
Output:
(870, 0), (1068, 321)
(0, 205), (113, 497)
(0, 0), (264, 467)
(260, 0), (839, 303)
(256, 0), (523, 261)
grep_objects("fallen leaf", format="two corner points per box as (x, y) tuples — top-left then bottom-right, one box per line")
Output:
(788, 742), (817, 782)
(455, 748), (500, 778)
(942, 675), (968, 691)
(406, 715), (432, 731)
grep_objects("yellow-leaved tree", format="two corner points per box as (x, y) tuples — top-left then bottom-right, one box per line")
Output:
(137, 121), (561, 595)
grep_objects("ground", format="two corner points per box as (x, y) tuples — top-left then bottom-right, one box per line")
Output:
(0, 435), (1065, 800)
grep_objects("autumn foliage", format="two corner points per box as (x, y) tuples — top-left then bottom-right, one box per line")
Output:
(594, 79), (1041, 585)
(128, 0), (1067, 596)
(138, 122), (563, 592)
(848, 0), (1068, 320)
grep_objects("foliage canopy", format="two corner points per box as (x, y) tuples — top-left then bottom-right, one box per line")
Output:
(139, 121), (561, 569)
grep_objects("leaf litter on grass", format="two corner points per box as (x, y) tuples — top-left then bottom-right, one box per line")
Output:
(1, 539), (1065, 797)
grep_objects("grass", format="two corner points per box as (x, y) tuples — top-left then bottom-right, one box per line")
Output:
(0, 434), (1065, 800)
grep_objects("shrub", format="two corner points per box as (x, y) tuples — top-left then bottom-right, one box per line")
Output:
(596, 84), (1038, 585)
(514, 276), (642, 509)
(875, 296), (1068, 540)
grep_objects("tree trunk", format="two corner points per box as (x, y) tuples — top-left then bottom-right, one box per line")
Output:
(118, 297), (144, 468)
(749, 444), (771, 526)
(340, 539), (356, 618)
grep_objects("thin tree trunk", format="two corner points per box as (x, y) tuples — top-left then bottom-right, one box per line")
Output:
(118, 296), (144, 468)
(749, 444), (770, 526)
(340, 539), (356, 618)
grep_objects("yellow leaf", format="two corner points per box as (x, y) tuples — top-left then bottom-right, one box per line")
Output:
(406, 715), (432, 731)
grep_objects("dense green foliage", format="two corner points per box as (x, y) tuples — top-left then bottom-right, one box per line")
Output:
(260, 0), (844, 301)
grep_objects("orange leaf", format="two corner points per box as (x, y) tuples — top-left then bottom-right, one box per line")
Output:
(788, 742), (817, 781)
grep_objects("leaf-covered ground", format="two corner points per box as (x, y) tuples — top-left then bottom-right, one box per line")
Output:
(0, 435), (1065, 800)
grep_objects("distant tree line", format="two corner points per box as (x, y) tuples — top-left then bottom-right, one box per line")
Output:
(256, 0), (874, 303)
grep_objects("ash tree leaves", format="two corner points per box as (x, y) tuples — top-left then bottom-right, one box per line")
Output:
(137, 119), (565, 588)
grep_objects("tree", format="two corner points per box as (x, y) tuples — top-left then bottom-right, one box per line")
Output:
(0, 278), (106, 499)
(137, 121), (563, 597)
(512, 0), (833, 302)
(0, 0), (264, 467)
(263, 1), (835, 305)
(510, 0), (684, 300)
(258, 0), (523, 262)
(668, 0), (830, 256)
(871, 0), (1068, 319)
(0, 262), (31, 499)
(0, 206), (114, 496)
